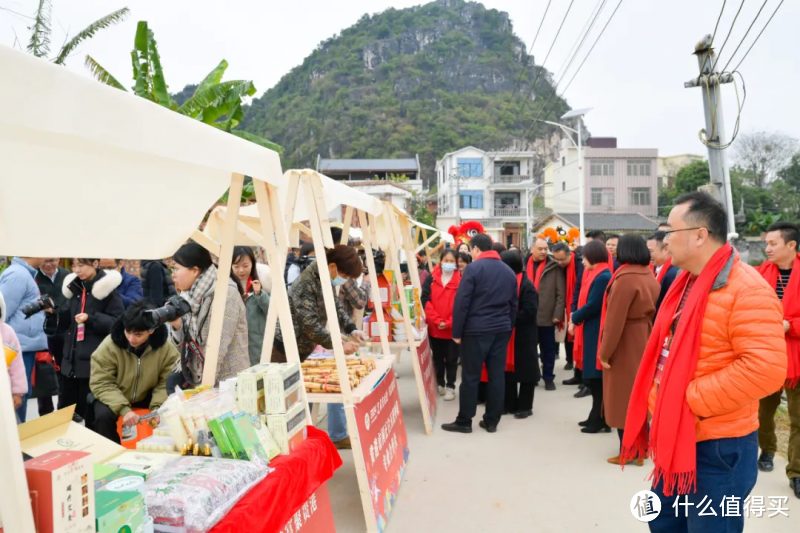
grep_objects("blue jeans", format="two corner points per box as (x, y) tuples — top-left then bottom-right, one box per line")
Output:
(649, 431), (758, 533)
(16, 351), (36, 423)
(327, 403), (348, 442)
(537, 326), (557, 382)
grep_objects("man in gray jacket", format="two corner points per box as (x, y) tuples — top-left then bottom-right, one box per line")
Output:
(524, 238), (565, 390)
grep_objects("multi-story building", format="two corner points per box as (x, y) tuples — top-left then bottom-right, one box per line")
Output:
(657, 154), (705, 189)
(435, 147), (541, 248)
(546, 137), (659, 217)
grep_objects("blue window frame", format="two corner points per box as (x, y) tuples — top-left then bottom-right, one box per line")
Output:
(460, 191), (483, 209)
(458, 158), (483, 178)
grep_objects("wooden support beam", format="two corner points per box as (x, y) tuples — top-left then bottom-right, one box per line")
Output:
(191, 229), (221, 257)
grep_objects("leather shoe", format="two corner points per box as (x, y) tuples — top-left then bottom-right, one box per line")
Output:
(578, 419), (590, 427)
(757, 452), (774, 472)
(441, 421), (472, 434)
(479, 420), (497, 433)
(564, 362), (574, 371)
(574, 386), (591, 398)
(563, 376), (582, 386)
(545, 381), (556, 391)
(333, 437), (352, 450)
(791, 478), (800, 499)
(514, 410), (533, 419)
(581, 423), (611, 434)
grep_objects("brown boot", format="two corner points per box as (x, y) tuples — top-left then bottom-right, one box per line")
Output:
(333, 436), (352, 450)
(607, 455), (644, 466)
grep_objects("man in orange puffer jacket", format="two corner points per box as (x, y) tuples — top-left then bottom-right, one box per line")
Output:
(623, 192), (786, 533)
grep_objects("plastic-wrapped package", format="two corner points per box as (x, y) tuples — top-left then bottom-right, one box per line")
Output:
(145, 456), (268, 533)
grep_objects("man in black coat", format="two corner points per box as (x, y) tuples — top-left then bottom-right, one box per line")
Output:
(647, 231), (680, 317)
(35, 258), (71, 417)
(442, 234), (518, 434)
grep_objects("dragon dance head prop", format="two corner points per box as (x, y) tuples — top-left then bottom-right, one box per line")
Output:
(537, 226), (581, 249)
(448, 220), (489, 248)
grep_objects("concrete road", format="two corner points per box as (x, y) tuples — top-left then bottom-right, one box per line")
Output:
(326, 353), (797, 532)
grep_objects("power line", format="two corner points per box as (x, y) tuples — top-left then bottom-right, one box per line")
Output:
(730, 0), (785, 72)
(711, 0), (728, 45)
(721, 0), (769, 73)
(506, 0), (553, 110)
(553, 0), (606, 80)
(711, 0), (746, 71)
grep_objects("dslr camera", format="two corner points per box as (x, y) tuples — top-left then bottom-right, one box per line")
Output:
(143, 295), (192, 330)
(22, 296), (55, 319)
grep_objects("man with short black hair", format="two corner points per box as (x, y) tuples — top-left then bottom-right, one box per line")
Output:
(553, 242), (585, 384)
(35, 258), (71, 416)
(647, 231), (680, 316)
(88, 301), (180, 444)
(442, 234), (518, 434)
(756, 221), (800, 498)
(99, 259), (143, 309)
(585, 230), (606, 243)
(585, 230), (615, 271)
(606, 234), (621, 270)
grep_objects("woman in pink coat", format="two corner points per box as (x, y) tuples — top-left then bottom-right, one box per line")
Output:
(1, 291), (28, 419)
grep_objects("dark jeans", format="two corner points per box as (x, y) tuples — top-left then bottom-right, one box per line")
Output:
(504, 372), (534, 414)
(585, 378), (605, 427)
(430, 337), (459, 389)
(456, 332), (511, 428)
(38, 335), (65, 417)
(16, 351), (36, 423)
(537, 326), (557, 382)
(60, 376), (90, 420)
(565, 341), (574, 364)
(87, 394), (152, 444)
(649, 431), (758, 533)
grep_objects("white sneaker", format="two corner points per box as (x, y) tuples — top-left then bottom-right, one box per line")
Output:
(444, 388), (456, 401)
(438, 386), (446, 396)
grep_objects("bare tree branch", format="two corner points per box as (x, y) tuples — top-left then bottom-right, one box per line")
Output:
(734, 131), (798, 189)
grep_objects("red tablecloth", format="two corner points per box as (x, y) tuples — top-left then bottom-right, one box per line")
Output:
(210, 426), (342, 533)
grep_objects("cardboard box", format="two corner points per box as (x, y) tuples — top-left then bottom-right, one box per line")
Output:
(265, 401), (307, 455)
(237, 363), (272, 415)
(93, 465), (147, 491)
(24, 450), (95, 533)
(103, 451), (173, 479)
(222, 413), (267, 462)
(263, 363), (302, 414)
(95, 489), (145, 533)
(208, 413), (236, 459)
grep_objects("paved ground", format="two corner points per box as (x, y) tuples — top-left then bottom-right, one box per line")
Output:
(324, 350), (798, 533)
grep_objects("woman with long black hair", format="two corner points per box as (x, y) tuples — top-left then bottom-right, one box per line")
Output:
(231, 246), (271, 366)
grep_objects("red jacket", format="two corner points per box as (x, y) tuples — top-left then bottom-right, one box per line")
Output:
(424, 266), (461, 340)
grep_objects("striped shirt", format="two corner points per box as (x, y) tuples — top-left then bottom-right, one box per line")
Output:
(776, 269), (792, 301)
(654, 276), (696, 385)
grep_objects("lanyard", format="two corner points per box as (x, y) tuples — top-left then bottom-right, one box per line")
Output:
(80, 288), (87, 314)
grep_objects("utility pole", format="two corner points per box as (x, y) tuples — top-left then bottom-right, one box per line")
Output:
(684, 34), (738, 239)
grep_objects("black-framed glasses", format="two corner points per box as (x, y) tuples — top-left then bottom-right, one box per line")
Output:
(663, 227), (712, 235)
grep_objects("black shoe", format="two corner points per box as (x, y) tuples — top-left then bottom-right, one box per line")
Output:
(757, 452), (775, 472)
(578, 419), (590, 427)
(574, 386), (591, 398)
(479, 420), (497, 433)
(545, 381), (556, 391)
(564, 362), (574, 371)
(791, 478), (800, 499)
(514, 410), (533, 419)
(441, 421), (472, 434)
(72, 413), (84, 423)
(563, 376), (581, 386)
(581, 423), (611, 434)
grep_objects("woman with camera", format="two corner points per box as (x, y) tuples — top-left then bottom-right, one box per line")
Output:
(231, 246), (272, 366)
(168, 243), (249, 388)
(54, 259), (125, 421)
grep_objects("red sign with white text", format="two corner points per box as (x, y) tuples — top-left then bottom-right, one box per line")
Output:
(277, 483), (336, 533)
(415, 333), (438, 425)
(354, 369), (409, 533)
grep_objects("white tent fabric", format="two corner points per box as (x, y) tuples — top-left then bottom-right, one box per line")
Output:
(0, 45), (284, 259)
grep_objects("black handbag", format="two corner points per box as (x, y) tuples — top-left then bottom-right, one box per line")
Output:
(30, 351), (60, 399)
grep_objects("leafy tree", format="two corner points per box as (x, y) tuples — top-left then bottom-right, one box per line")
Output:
(25, 0), (129, 65)
(734, 131), (798, 189)
(659, 161), (710, 216)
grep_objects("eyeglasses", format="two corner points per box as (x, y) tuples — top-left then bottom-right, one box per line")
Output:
(663, 227), (712, 235)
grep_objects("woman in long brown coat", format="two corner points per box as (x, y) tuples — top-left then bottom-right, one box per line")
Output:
(597, 234), (660, 465)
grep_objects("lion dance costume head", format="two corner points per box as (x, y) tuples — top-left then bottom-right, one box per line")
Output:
(448, 221), (489, 248)
(537, 226), (581, 249)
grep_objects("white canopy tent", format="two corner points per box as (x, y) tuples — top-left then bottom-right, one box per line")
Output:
(0, 45), (283, 259)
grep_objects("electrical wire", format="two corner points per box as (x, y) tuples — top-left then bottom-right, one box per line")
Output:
(505, 0), (553, 109)
(730, 0), (785, 72)
(720, 0), (769, 73)
(698, 70), (746, 150)
(553, 0), (606, 80)
(711, 0), (747, 72)
(711, 0), (728, 45)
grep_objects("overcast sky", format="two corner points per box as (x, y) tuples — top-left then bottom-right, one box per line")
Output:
(2, 0), (797, 158)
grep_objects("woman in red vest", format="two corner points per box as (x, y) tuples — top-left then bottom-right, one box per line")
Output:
(421, 249), (462, 401)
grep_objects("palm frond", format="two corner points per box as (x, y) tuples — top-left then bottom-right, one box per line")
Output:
(132, 22), (151, 99)
(200, 81), (256, 124)
(84, 55), (126, 90)
(146, 27), (172, 107)
(27, 0), (52, 58)
(195, 60), (228, 95)
(178, 80), (252, 118)
(231, 130), (284, 154)
(54, 7), (130, 65)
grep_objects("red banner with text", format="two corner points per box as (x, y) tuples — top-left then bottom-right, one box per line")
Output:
(415, 333), (438, 425)
(277, 484), (336, 533)
(354, 369), (409, 533)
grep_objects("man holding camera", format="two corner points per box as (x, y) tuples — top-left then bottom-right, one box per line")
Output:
(0, 257), (49, 422)
(88, 301), (179, 443)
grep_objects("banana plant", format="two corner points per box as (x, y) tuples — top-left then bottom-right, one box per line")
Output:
(85, 21), (283, 155)
(27, 0), (129, 65)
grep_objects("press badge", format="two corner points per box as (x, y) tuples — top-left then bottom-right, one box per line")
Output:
(76, 323), (85, 342)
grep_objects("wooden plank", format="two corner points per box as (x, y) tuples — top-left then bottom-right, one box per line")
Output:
(398, 213), (424, 293)
(414, 230), (439, 255)
(341, 205), (354, 245)
(358, 209), (391, 359)
(191, 229), (221, 257)
(201, 173), (244, 387)
(283, 170), (301, 237)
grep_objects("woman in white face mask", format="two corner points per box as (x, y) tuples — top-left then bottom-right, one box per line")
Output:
(420, 249), (462, 401)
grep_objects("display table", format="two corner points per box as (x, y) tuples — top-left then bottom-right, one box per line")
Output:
(211, 426), (342, 533)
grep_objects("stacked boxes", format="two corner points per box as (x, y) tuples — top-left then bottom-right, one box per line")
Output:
(263, 363), (302, 414)
(266, 401), (308, 455)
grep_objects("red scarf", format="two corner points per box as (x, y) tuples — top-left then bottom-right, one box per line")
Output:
(505, 273), (524, 372)
(526, 257), (547, 290)
(620, 243), (734, 496)
(757, 254), (800, 388)
(656, 258), (673, 284)
(573, 262), (610, 370)
(596, 265), (629, 370)
(478, 250), (501, 261)
(564, 257), (577, 340)
(608, 250), (616, 273)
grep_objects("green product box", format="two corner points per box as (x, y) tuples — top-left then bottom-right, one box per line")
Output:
(222, 412), (266, 462)
(93, 464), (147, 490)
(208, 413), (236, 459)
(95, 489), (145, 533)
